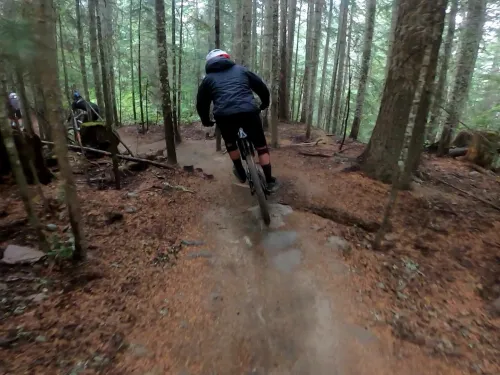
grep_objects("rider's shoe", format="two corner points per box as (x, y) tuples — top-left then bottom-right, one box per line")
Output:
(233, 166), (247, 183)
(267, 178), (280, 193)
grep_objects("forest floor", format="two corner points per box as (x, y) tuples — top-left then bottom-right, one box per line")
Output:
(0, 122), (499, 374)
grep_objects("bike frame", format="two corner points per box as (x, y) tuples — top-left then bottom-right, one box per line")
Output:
(236, 128), (269, 197)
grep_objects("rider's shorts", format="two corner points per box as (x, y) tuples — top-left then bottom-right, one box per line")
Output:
(215, 111), (267, 151)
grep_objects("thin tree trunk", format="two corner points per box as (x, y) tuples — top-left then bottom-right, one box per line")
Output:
(138, 0), (144, 129)
(171, 0), (179, 141)
(58, 15), (70, 104)
(300, 2), (315, 123)
(177, 0), (184, 130)
(286, 0), (297, 119)
(14, 65), (35, 136)
(291, 0), (302, 122)
(76, 0), (90, 100)
(88, 0), (104, 111)
(37, 0), (86, 259)
(155, 0), (178, 164)
(232, 2), (243, 61)
(214, 0), (222, 151)
(270, 0), (279, 147)
(384, 0), (399, 77)
(331, 1), (349, 133)
(278, 0), (288, 120)
(129, 0), (137, 122)
(251, 0), (258, 70)
(104, 0), (119, 127)
(326, 0), (348, 132)
(240, 0), (252, 66)
(350, 0), (376, 139)
(438, 0), (486, 155)
(427, 0), (458, 143)
(317, 0), (334, 129)
(96, 0), (120, 189)
(305, 0), (323, 137)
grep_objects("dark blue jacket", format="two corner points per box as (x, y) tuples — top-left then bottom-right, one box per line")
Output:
(196, 57), (270, 125)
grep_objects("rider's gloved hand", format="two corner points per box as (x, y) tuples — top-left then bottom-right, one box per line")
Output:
(202, 121), (215, 127)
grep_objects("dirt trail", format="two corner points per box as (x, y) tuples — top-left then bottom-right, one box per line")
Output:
(116, 129), (443, 374)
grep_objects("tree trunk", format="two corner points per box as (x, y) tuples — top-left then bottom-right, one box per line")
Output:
(291, 0), (302, 122)
(270, 0), (279, 147)
(299, 2), (315, 123)
(350, 0), (376, 139)
(14, 65), (35, 136)
(240, 0), (252, 67)
(438, 0), (486, 155)
(361, 0), (445, 183)
(286, 0), (297, 119)
(305, 0), (323, 137)
(104, 0), (119, 127)
(330, 1), (349, 133)
(317, 0), (334, 129)
(251, 0), (258, 71)
(76, 0), (90, 100)
(177, 0), (184, 131)
(214, 0), (222, 151)
(278, 0), (289, 120)
(325, 0), (348, 133)
(58, 15), (70, 104)
(88, 0), (104, 112)
(401, 8), (446, 188)
(138, 0), (144, 129)
(96, 0), (120, 189)
(262, 0), (273, 130)
(171, 0), (180, 142)
(37, 0), (86, 260)
(427, 0), (458, 143)
(129, 0), (137, 122)
(384, 0), (399, 78)
(232, 2), (243, 61)
(155, 0), (178, 164)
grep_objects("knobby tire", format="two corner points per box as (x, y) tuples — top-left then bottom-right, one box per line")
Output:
(245, 153), (270, 225)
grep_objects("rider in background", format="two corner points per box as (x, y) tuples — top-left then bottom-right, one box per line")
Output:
(72, 91), (100, 122)
(196, 49), (279, 192)
(7, 92), (22, 129)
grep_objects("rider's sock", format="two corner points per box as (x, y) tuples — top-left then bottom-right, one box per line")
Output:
(262, 164), (275, 183)
(232, 159), (246, 180)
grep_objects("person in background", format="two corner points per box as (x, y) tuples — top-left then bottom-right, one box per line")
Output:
(196, 49), (279, 192)
(72, 91), (100, 123)
(7, 92), (22, 129)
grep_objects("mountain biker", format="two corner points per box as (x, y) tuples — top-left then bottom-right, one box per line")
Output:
(71, 91), (100, 123)
(196, 49), (279, 192)
(7, 92), (22, 129)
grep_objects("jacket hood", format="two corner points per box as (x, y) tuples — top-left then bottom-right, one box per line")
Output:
(205, 57), (235, 74)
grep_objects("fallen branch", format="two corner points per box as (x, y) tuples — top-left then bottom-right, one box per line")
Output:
(448, 147), (468, 158)
(436, 178), (500, 212)
(278, 138), (325, 148)
(298, 151), (332, 158)
(41, 141), (176, 170)
(152, 182), (194, 194)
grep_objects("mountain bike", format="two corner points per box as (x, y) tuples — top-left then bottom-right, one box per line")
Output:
(236, 127), (271, 226)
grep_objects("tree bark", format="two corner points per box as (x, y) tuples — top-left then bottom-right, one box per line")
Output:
(96, 0), (120, 189)
(76, 0), (90, 100)
(286, 0), (297, 119)
(262, 0), (273, 129)
(384, 0), (399, 78)
(177, 0), (184, 132)
(251, 0), (258, 70)
(270, 0), (279, 147)
(360, 0), (445, 183)
(438, 0), (486, 155)
(299, 2), (315, 123)
(278, 0), (289, 120)
(171, 0), (180, 142)
(232, 2), (243, 62)
(325, 0), (348, 133)
(88, 0), (104, 112)
(317, 0), (334, 129)
(58, 15), (70, 104)
(37, 0), (86, 259)
(350, 0), (376, 139)
(155, 0), (178, 164)
(291, 0), (302, 122)
(214, 0), (222, 151)
(305, 0), (323, 137)
(138, 0), (144, 129)
(240, 0), (252, 67)
(330, 1), (349, 133)
(129, 0), (137, 122)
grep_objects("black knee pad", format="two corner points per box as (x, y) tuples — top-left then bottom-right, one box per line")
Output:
(225, 142), (238, 152)
(256, 146), (269, 156)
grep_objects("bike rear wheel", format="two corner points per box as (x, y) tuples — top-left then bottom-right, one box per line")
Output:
(245, 153), (270, 226)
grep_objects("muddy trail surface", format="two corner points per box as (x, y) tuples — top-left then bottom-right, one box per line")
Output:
(113, 126), (449, 375)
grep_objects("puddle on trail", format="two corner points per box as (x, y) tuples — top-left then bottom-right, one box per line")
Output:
(271, 248), (302, 273)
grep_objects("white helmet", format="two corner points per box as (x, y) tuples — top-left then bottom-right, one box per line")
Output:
(206, 49), (231, 61)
